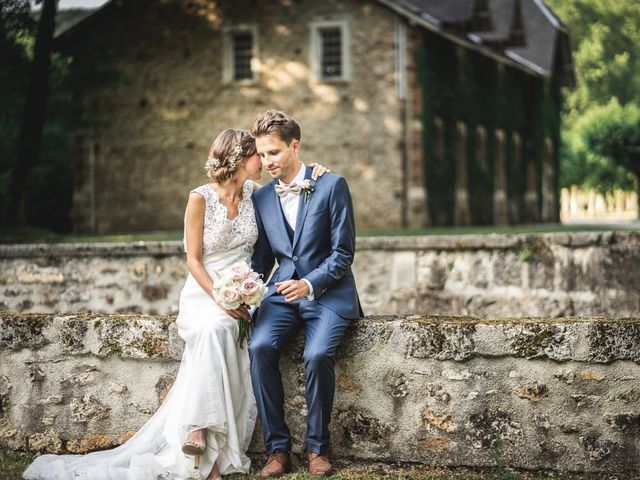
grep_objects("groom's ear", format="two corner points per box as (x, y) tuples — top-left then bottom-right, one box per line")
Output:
(290, 139), (300, 153)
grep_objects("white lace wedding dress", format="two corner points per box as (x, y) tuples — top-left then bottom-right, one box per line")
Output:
(24, 181), (258, 480)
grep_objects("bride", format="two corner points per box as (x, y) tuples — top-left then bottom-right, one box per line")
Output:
(23, 129), (326, 480)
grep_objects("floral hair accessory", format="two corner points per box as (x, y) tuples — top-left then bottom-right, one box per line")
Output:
(205, 144), (243, 171)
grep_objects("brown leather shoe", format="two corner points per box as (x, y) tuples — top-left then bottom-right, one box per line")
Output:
(307, 452), (333, 476)
(259, 452), (292, 477)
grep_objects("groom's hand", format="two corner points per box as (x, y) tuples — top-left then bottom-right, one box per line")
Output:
(276, 280), (310, 302)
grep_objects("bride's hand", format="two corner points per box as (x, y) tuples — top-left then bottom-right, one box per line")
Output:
(223, 304), (251, 322)
(309, 162), (331, 180)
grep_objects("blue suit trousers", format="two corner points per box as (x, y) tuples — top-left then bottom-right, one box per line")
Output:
(248, 294), (351, 454)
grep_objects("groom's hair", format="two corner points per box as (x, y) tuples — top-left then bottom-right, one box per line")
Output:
(251, 110), (301, 145)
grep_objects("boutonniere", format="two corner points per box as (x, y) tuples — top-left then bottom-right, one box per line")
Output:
(300, 179), (315, 202)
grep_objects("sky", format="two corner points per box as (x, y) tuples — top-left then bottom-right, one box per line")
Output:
(31, 0), (109, 9)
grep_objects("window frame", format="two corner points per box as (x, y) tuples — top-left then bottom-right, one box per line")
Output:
(223, 24), (259, 85)
(309, 19), (351, 82)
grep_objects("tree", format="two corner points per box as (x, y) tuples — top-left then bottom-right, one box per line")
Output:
(579, 99), (640, 210)
(5, 0), (58, 227)
(545, 0), (640, 198)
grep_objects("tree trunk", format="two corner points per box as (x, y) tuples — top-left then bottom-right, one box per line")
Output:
(5, 0), (57, 227)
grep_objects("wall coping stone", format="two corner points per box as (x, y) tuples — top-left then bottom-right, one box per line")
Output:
(1, 231), (638, 258)
(2, 313), (638, 364)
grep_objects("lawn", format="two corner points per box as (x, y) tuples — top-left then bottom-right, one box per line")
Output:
(1, 222), (638, 245)
(0, 448), (620, 480)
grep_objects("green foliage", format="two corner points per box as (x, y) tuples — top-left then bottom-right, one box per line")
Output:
(546, 0), (640, 192)
(0, 3), (73, 231)
(416, 30), (561, 225)
(580, 100), (640, 176)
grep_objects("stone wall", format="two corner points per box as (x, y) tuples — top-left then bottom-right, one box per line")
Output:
(1, 313), (639, 474)
(1, 231), (638, 317)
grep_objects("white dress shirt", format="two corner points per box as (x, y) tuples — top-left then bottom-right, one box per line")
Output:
(278, 163), (314, 299)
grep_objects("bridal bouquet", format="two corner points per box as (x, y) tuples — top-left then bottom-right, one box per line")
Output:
(212, 262), (266, 347)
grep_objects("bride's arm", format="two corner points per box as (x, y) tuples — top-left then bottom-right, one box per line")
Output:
(185, 193), (250, 321)
(184, 192), (215, 298)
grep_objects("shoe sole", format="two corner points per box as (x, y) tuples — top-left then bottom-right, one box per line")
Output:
(182, 444), (205, 455)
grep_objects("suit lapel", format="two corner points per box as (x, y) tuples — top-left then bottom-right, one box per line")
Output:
(292, 166), (313, 250)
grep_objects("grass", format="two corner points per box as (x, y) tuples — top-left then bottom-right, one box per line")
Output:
(0, 449), (624, 480)
(0, 448), (35, 480)
(1, 222), (639, 245)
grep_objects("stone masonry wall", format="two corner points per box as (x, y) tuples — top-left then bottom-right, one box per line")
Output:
(1, 313), (639, 474)
(1, 232), (638, 317)
(66, 0), (404, 233)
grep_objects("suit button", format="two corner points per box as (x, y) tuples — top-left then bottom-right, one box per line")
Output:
(293, 256), (298, 261)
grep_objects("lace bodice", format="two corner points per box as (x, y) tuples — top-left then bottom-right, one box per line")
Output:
(183, 180), (258, 258)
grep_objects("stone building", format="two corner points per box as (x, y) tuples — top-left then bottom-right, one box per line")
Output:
(55, 0), (573, 233)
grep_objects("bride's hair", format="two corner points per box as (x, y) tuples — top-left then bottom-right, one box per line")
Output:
(206, 129), (257, 183)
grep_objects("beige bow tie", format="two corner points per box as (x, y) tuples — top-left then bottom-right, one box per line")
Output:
(275, 182), (302, 197)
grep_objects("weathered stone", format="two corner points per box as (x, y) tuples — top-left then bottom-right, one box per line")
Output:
(506, 323), (571, 360)
(128, 261), (147, 282)
(59, 317), (90, 354)
(465, 409), (523, 449)
(38, 396), (63, 405)
(66, 434), (114, 453)
(405, 321), (475, 360)
(61, 287), (90, 304)
(28, 364), (45, 382)
(441, 368), (472, 381)
(420, 408), (457, 433)
(2, 313), (640, 474)
(70, 395), (111, 423)
(155, 374), (175, 404)
(0, 376), (11, 397)
(389, 376), (409, 398)
(587, 322), (640, 363)
(579, 435), (620, 462)
(336, 376), (362, 393)
(0, 315), (49, 349)
(417, 435), (457, 452)
(95, 317), (172, 358)
(3, 233), (640, 317)
(513, 382), (548, 401)
(16, 265), (64, 284)
(580, 371), (605, 382)
(335, 407), (395, 450)
(603, 413), (640, 433)
(142, 284), (168, 301)
(28, 431), (63, 453)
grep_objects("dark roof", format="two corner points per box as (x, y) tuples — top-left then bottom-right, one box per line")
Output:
(377, 0), (575, 86)
(54, 0), (575, 86)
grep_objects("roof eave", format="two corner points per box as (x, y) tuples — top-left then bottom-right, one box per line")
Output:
(375, 0), (544, 78)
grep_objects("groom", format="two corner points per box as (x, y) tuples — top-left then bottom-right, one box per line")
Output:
(249, 110), (361, 477)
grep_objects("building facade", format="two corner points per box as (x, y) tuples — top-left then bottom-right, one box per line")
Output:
(56, 0), (573, 233)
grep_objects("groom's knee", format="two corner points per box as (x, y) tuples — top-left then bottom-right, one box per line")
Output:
(302, 348), (333, 371)
(248, 337), (277, 362)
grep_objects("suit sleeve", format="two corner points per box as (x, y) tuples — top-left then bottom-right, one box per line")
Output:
(304, 177), (356, 296)
(251, 194), (275, 279)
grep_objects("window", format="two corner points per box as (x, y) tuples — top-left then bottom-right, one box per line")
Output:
(310, 20), (350, 81)
(223, 26), (258, 84)
(232, 32), (253, 80)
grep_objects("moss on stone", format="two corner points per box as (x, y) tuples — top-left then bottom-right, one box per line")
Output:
(510, 324), (557, 358)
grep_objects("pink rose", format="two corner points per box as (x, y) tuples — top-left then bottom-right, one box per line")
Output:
(240, 278), (259, 296)
(217, 286), (242, 310)
(229, 262), (251, 280)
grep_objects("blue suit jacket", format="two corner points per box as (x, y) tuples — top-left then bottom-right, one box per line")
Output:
(251, 166), (362, 319)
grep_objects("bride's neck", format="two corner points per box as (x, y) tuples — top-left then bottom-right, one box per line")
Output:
(213, 177), (244, 198)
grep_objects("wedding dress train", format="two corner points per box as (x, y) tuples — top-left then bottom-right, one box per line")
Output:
(24, 181), (258, 479)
